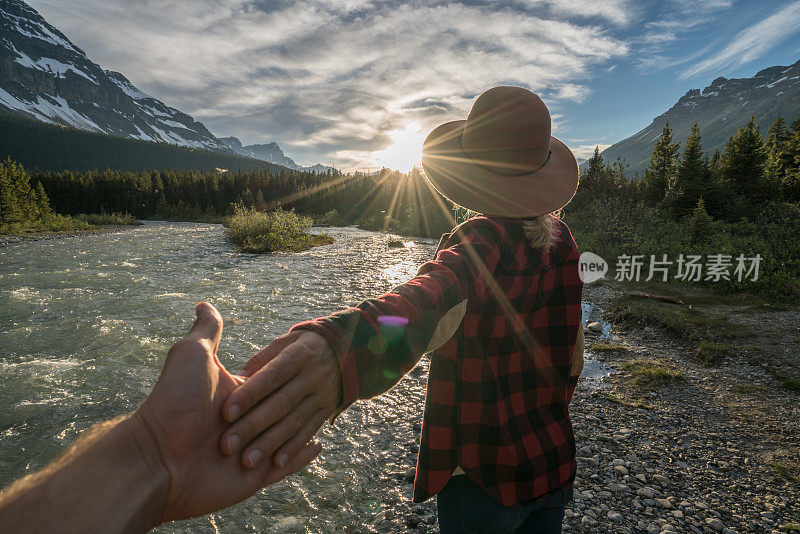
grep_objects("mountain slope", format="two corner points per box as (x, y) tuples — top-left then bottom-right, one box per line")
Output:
(219, 137), (335, 173)
(596, 60), (800, 177)
(0, 111), (288, 173)
(0, 0), (227, 150)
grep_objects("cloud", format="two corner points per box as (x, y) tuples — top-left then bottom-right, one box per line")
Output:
(28, 0), (628, 170)
(570, 143), (611, 160)
(682, 0), (800, 79)
(528, 0), (637, 27)
(634, 0), (732, 72)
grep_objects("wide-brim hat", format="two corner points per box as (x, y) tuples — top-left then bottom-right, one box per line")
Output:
(421, 86), (579, 218)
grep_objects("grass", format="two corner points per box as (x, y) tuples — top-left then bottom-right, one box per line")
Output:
(774, 373), (800, 393)
(603, 392), (653, 410)
(608, 293), (748, 343)
(226, 205), (334, 254)
(694, 340), (734, 366)
(769, 459), (800, 484)
(621, 359), (684, 387)
(591, 342), (628, 351)
(1, 212), (140, 235)
(782, 523), (800, 532)
(731, 382), (765, 394)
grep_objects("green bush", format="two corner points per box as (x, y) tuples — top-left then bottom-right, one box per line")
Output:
(226, 204), (333, 253)
(75, 212), (142, 226)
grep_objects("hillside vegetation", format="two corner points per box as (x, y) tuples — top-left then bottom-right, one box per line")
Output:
(567, 109), (800, 301)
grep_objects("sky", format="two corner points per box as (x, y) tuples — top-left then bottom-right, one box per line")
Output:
(27, 0), (800, 171)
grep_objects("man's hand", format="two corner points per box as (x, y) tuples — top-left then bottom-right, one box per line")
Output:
(219, 330), (342, 470)
(135, 303), (323, 523)
(0, 302), (322, 533)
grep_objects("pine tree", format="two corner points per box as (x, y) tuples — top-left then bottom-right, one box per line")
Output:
(254, 189), (267, 211)
(723, 115), (767, 199)
(780, 109), (800, 201)
(764, 117), (790, 193)
(689, 197), (712, 244)
(581, 146), (615, 198)
(673, 123), (713, 217)
(643, 123), (680, 205)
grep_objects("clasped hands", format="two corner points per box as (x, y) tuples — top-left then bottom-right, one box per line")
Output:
(0, 302), (344, 532)
(136, 302), (342, 523)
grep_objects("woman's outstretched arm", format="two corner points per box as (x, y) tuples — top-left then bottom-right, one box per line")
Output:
(220, 218), (505, 470)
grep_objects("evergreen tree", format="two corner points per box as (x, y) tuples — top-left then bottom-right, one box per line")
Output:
(764, 117), (790, 194)
(580, 147), (616, 198)
(643, 123), (680, 205)
(689, 197), (712, 244)
(781, 109), (800, 201)
(254, 190), (267, 211)
(673, 123), (713, 217)
(722, 115), (767, 199)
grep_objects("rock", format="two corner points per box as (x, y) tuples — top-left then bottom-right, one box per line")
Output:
(608, 483), (628, 492)
(406, 514), (422, 527)
(655, 498), (674, 509)
(587, 321), (603, 333)
(653, 474), (671, 486)
(614, 465), (630, 476)
(637, 487), (656, 499)
(607, 510), (623, 522)
(705, 518), (725, 531)
(403, 467), (416, 482)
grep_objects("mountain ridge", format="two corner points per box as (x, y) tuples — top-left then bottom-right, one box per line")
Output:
(589, 59), (800, 177)
(0, 0), (334, 172)
(219, 137), (335, 173)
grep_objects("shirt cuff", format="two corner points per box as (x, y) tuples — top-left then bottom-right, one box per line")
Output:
(290, 318), (360, 419)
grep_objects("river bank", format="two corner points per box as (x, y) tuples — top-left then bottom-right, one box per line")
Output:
(0, 225), (138, 247)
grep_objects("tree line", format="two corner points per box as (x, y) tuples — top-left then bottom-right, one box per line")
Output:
(28, 165), (458, 238)
(566, 109), (800, 301)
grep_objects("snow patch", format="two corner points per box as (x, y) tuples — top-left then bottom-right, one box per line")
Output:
(108, 74), (152, 100)
(13, 50), (97, 84)
(766, 76), (788, 88)
(0, 88), (103, 132)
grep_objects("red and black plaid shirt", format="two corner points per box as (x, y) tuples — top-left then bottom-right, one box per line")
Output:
(291, 215), (583, 506)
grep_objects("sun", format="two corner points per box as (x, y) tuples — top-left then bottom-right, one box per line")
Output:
(372, 122), (426, 172)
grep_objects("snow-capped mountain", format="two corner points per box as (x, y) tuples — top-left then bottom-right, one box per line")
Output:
(219, 137), (336, 173)
(0, 0), (227, 150)
(594, 59), (800, 177)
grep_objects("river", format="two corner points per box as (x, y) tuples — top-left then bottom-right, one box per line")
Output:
(0, 221), (607, 533)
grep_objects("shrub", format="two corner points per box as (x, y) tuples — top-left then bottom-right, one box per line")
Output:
(226, 204), (333, 253)
(75, 212), (142, 226)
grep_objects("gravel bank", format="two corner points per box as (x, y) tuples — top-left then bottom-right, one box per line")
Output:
(375, 282), (799, 533)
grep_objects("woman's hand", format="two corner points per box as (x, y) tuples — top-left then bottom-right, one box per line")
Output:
(220, 330), (342, 470)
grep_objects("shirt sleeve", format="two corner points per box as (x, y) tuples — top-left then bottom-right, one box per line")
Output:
(290, 218), (504, 414)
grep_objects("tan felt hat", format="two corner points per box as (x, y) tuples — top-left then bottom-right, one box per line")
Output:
(421, 86), (579, 218)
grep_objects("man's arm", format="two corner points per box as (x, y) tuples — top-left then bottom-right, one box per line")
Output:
(0, 303), (322, 533)
(0, 415), (167, 533)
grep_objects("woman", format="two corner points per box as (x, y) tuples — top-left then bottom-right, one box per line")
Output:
(221, 86), (585, 533)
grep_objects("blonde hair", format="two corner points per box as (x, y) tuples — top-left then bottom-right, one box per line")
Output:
(522, 212), (559, 251)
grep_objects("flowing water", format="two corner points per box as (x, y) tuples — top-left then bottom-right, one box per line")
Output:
(0, 222), (608, 533)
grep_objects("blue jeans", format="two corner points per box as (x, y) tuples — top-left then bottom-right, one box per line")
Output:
(436, 475), (573, 534)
